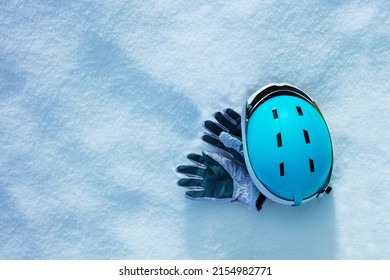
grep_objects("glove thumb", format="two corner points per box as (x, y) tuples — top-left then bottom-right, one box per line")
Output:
(219, 131), (244, 157)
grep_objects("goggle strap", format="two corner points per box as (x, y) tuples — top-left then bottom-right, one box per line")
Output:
(246, 84), (314, 119)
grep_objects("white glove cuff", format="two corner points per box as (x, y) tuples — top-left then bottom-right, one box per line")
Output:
(234, 173), (260, 211)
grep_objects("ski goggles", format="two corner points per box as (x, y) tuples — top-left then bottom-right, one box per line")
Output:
(245, 84), (318, 119)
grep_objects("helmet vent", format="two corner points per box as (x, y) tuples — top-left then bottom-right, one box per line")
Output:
(303, 129), (310, 143)
(309, 158), (315, 172)
(296, 106), (303, 116)
(272, 108), (278, 119)
(276, 132), (282, 147)
(279, 162), (285, 176)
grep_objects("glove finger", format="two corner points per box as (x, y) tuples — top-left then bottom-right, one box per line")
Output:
(225, 108), (241, 124)
(224, 109), (241, 138)
(204, 134), (244, 165)
(202, 134), (228, 151)
(177, 178), (203, 187)
(176, 165), (204, 177)
(214, 112), (235, 131)
(203, 120), (225, 137)
(228, 147), (245, 166)
(186, 153), (206, 166)
(185, 189), (207, 199)
(202, 152), (229, 176)
(205, 151), (244, 183)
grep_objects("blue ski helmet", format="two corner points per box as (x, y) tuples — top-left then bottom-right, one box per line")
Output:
(241, 84), (333, 206)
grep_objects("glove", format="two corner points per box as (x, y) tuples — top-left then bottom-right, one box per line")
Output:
(202, 108), (244, 164)
(203, 108), (242, 140)
(176, 151), (261, 211)
(218, 132), (267, 210)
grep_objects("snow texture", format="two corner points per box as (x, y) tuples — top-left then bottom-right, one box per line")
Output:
(0, 0), (389, 259)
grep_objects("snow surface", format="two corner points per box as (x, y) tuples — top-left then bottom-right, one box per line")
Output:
(0, 0), (389, 260)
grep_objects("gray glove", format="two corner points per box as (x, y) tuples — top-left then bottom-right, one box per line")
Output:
(218, 131), (267, 210)
(176, 150), (260, 210)
(202, 108), (244, 164)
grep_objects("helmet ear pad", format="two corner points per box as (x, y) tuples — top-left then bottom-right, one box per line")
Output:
(244, 94), (333, 206)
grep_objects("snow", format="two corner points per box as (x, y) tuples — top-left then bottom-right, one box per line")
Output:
(0, 0), (389, 259)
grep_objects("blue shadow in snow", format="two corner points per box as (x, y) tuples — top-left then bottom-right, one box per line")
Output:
(79, 32), (200, 139)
